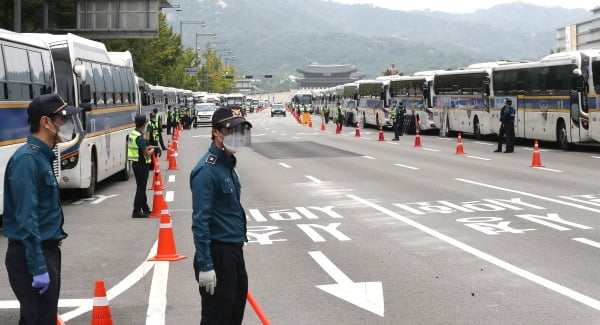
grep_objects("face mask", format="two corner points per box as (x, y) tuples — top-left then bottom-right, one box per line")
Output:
(221, 124), (252, 154)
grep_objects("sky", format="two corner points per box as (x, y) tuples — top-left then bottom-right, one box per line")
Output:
(329, 0), (596, 13)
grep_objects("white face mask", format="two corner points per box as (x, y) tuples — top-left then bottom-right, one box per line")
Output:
(221, 124), (252, 154)
(57, 118), (75, 142)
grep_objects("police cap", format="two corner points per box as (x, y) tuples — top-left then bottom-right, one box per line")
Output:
(506, 99), (512, 105)
(212, 105), (252, 129)
(27, 93), (83, 124)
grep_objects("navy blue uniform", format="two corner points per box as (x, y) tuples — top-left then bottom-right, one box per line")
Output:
(3, 136), (66, 324)
(190, 143), (248, 324)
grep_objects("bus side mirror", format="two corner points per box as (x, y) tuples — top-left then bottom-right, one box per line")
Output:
(80, 82), (92, 111)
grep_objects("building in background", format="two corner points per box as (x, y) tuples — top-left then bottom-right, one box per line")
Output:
(295, 63), (364, 89)
(557, 6), (600, 51)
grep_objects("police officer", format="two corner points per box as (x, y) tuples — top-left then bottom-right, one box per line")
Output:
(152, 108), (168, 151)
(494, 98), (508, 152)
(3, 93), (82, 324)
(190, 105), (252, 325)
(391, 101), (401, 140)
(129, 114), (155, 218)
(166, 105), (173, 135)
(336, 103), (344, 132)
(502, 99), (516, 153)
(323, 104), (330, 124)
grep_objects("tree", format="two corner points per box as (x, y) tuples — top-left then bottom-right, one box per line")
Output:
(197, 46), (236, 93)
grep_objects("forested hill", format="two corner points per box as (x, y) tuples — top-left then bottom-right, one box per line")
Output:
(170, 0), (588, 82)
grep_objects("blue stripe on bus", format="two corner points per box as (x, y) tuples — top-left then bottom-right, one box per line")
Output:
(0, 107), (30, 144)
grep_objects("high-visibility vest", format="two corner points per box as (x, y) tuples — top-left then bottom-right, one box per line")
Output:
(167, 110), (173, 120)
(391, 107), (397, 118)
(150, 119), (159, 140)
(127, 129), (150, 163)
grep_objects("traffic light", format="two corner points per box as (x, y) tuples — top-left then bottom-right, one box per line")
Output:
(225, 75), (234, 79)
(264, 74), (272, 78)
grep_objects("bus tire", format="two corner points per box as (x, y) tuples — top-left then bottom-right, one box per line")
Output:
(556, 119), (571, 150)
(473, 117), (482, 140)
(81, 150), (97, 198)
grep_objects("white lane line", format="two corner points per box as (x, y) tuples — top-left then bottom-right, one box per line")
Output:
(395, 163), (419, 170)
(558, 196), (600, 207)
(278, 162), (292, 169)
(422, 148), (440, 152)
(456, 178), (600, 213)
(363, 156), (376, 160)
(292, 136), (300, 139)
(591, 156), (600, 159)
(467, 155), (491, 161)
(438, 138), (454, 141)
(61, 241), (159, 321)
(305, 175), (322, 183)
(385, 142), (399, 145)
(165, 191), (174, 202)
(532, 167), (563, 173)
(0, 299), (92, 309)
(573, 238), (600, 249)
(347, 194), (600, 311)
(146, 261), (169, 325)
(475, 142), (495, 146)
(168, 175), (176, 183)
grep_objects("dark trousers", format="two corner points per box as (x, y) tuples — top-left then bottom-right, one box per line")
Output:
(324, 113), (329, 124)
(132, 161), (149, 212)
(393, 118), (404, 138)
(505, 123), (515, 152)
(195, 242), (248, 325)
(5, 241), (61, 325)
(496, 124), (505, 150)
(166, 119), (172, 135)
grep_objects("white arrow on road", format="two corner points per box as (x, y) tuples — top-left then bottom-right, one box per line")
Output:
(308, 251), (384, 317)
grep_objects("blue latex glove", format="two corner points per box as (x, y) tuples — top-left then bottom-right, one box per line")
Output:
(32, 272), (50, 294)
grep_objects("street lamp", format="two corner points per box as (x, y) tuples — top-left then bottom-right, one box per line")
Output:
(180, 20), (206, 45)
(196, 33), (218, 52)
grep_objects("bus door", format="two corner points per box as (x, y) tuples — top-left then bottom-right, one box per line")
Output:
(570, 58), (590, 143)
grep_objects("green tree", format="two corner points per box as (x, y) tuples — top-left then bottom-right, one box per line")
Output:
(197, 46), (236, 93)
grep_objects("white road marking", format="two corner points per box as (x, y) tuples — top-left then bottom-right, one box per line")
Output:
(165, 191), (174, 202)
(422, 148), (440, 152)
(305, 175), (322, 183)
(558, 196), (600, 207)
(278, 162), (292, 168)
(292, 136), (300, 139)
(0, 299), (92, 309)
(385, 142), (399, 145)
(168, 175), (176, 183)
(362, 156), (375, 160)
(532, 167), (563, 173)
(467, 155), (491, 161)
(591, 156), (600, 159)
(146, 261), (169, 325)
(347, 194), (600, 311)
(394, 163), (419, 170)
(456, 178), (600, 213)
(438, 137), (454, 141)
(573, 238), (600, 249)
(475, 142), (495, 146)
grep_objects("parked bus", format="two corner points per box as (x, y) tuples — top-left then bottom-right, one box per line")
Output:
(356, 80), (389, 128)
(0, 29), (57, 215)
(292, 91), (313, 112)
(385, 74), (437, 131)
(341, 82), (358, 126)
(43, 33), (139, 196)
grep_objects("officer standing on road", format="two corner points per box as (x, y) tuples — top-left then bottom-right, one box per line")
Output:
(336, 102), (344, 131)
(166, 105), (173, 135)
(502, 99), (516, 153)
(3, 93), (82, 324)
(323, 104), (330, 124)
(147, 112), (162, 159)
(190, 105), (252, 325)
(129, 114), (155, 218)
(494, 98), (508, 152)
(152, 108), (168, 151)
(391, 101), (401, 140)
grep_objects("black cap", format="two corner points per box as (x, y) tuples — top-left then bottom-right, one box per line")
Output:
(212, 105), (252, 128)
(134, 114), (147, 124)
(506, 99), (512, 105)
(27, 93), (83, 123)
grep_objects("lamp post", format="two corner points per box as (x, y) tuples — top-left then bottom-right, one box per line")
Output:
(196, 33), (218, 53)
(180, 20), (206, 45)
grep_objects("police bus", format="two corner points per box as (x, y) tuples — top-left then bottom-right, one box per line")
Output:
(355, 80), (389, 128)
(292, 91), (313, 112)
(42, 33), (140, 196)
(341, 82), (358, 126)
(0, 29), (57, 215)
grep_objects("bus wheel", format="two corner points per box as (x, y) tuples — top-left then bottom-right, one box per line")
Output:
(556, 120), (571, 150)
(474, 117), (482, 140)
(81, 152), (97, 198)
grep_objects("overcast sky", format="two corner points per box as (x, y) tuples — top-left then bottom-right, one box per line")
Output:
(329, 0), (596, 13)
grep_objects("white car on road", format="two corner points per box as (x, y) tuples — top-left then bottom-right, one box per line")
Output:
(195, 103), (217, 127)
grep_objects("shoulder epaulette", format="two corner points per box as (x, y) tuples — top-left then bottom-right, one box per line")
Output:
(205, 154), (217, 165)
(28, 144), (40, 151)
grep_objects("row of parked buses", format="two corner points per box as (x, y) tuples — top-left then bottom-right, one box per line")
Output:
(306, 50), (600, 150)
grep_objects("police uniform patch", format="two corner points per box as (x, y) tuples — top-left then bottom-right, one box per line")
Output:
(29, 144), (40, 151)
(206, 154), (217, 165)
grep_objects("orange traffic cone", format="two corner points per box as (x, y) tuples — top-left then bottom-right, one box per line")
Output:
(378, 126), (384, 141)
(321, 120), (326, 131)
(91, 280), (113, 325)
(165, 140), (172, 161)
(308, 120), (313, 128)
(149, 155), (166, 191)
(335, 123), (341, 134)
(456, 132), (465, 154)
(172, 139), (179, 152)
(414, 129), (422, 147)
(57, 313), (65, 325)
(167, 151), (179, 170)
(530, 140), (544, 167)
(150, 189), (168, 218)
(355, 122), (361, 137)
(148, 212), (186, 261)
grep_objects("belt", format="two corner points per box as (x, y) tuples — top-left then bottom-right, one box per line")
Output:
(9, 239), (62, 247)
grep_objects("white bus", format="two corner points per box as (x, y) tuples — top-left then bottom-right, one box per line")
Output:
(355, 80), (389, 128)
(43, 33), (140, 196)
(0, 29), (57, 215)
(386, 74), (437, 131)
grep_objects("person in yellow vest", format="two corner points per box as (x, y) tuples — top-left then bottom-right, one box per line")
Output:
(128, 114), (156, 218)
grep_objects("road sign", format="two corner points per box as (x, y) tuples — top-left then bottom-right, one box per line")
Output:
(185, 68), (198, 74)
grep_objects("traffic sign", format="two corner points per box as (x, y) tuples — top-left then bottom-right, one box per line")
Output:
(185, 68), (198, 74)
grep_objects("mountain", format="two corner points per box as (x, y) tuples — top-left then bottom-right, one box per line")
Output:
(169, 0), (589, 85)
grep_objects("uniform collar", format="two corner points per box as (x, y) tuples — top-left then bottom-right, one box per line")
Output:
(27, 135), (55, 161)
(209, 142), (233, 165)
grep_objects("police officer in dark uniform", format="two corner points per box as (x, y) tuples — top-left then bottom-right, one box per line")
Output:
(336, 103), (344, 132)
(503, 99), (516, 153)
(3, 93), (82, 324)
(128, 114), (155, 218)
(495, 98), (508, 152)
(166, 105), (173, 135)
(152, 108), (167, 151)
(190, 105), (252, 325)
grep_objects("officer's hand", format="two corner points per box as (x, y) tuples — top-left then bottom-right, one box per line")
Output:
(32, 272), (50, 294)
(197, 270), (217, 295)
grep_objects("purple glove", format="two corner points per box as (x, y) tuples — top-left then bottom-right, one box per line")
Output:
(32, 272), (50, 294)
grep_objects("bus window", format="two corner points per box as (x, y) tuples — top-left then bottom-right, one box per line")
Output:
(119, 68), (130, 104)
(0, 45), (6, 100)
(92, 63), (105, 106)
(4, 45), (31, 100)
(84, 61), (96, 105)
(111, 66), (122, 104)
(126, 69), (135, 104)
(41, 51), (53, 94)
(102, 65), (114, 106)
(29, 50), (45, 98)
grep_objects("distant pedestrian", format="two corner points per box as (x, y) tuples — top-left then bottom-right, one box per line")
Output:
(166, 105), (173, 135)
(336, 103), (344, 131)
(323, 104), (330, 124)
(502, 99), (515, 153)
(129, 114), (155, 218)
(190, 105), (252, 325)
(494, 98), (507, 152)
(3, 93), (82, 324)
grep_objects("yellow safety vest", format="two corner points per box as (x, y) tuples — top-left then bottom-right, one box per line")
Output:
(127, 129), (151, 163)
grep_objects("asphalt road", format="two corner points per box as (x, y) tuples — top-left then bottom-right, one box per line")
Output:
(2, 109), (600, 324)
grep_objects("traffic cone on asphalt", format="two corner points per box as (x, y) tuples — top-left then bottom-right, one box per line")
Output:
(91, 280), (113, 325)
(148, 212), (186, 261)
(335, 123), (341, 134)
(57, 313), (65, 325)
(378, 126), (384, 141)
(456, 132), (465, 154)
(321, 120), (326, 131)
(149, 155), (166, 191)
(308, 120), (313, 128)
(247, 290), (272, 325)
(150, 189), (168, 218)
(167, 151), (179, 170)
(172, 139), (179, 152)
(414, 129), (422, 147)
(355, 122), (361, 137)
(165, 140), (172, 161)
(530, 140), (544, 167)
